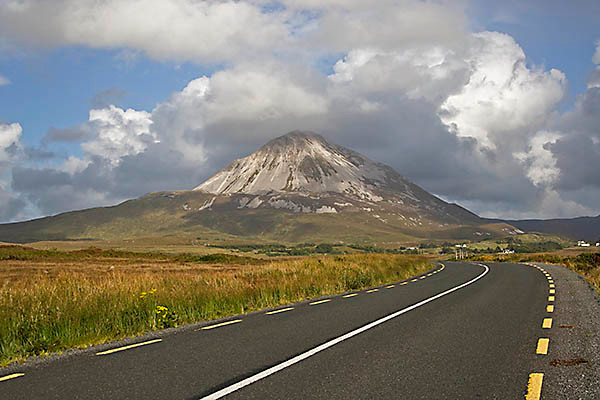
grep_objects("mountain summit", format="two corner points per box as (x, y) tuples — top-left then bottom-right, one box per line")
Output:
(195, 130), (387, 200)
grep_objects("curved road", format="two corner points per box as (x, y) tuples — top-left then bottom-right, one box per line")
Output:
(1, 262), (557, 399)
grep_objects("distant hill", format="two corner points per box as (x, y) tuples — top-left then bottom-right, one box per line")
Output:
(0, 131), (520, 244)
(505, 215), (600, 241)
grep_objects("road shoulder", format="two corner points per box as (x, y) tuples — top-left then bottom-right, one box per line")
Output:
(534, 262), (600, 399)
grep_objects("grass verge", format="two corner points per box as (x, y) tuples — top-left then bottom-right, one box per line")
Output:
(0, 251), (430, 367)
(470, 252), (600, 292)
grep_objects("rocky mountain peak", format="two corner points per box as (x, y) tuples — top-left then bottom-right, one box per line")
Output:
(194, 130), (390, 199)
(261, 130), (326, 150)
(192, 130), (480, 223)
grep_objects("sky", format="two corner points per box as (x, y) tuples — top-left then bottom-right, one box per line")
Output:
(0, 0), (599, 222)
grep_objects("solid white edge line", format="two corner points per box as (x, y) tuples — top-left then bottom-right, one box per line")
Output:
(199, 263), (490, 400)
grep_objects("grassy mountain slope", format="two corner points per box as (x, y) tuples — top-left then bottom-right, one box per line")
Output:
(0, 191), (512, 244)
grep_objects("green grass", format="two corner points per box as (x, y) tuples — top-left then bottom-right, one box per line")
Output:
(0, 252), (430, 367)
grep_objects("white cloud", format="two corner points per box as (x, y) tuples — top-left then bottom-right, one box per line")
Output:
(0, 122), (22, 163)
(60, 156), (90, 175)
(514, 131), (561, 187)
(281, 0), (468, 53)
(328, 46), (469, 104)
(151, 63), (328, 161)
(81, 105), (154, 165)
(0, 74), (9, 85)
(0, 122), (26, 220)
(0, 0), (291, 63)
(593, 40), (600, 64)
(440, 32), (565, 150)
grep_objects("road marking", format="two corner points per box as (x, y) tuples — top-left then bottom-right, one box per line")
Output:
(547, 305), (554, 313)
(542, 318), (552, 329)
(549, 289), (555, 294)
(536, 338), (549, 355)
(386, 285), (395, 289)
(366, 289), (379, 293)
(419, 276), (426, 279)
(266, 307), (294, 315)
(0, 373), (24, 382)
(411, 279), (418, 282)
(525, 373), (544, 400)
(399, 282), (408, 285)
(200, 320), (242, 330)
(310, 299), (331, 305)
(96, 338), (163, 355)
(343, 293), (358, 298)
(549, 284), (555, 288)
(427, 273), (433, 276)
(198, 264), (490, 400)
(548, 296), (555, 302)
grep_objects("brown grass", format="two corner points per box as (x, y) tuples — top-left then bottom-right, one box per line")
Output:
(0, 249), (430, 367)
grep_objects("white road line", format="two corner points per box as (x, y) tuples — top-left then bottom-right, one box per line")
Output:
(199, 263), (490, 400)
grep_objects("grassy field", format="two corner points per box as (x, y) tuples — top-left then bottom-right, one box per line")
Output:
(0, 245), (430, 367)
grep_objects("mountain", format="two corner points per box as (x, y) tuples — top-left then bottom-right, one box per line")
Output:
(504, 215), (600, 241)
(0, 131), (515, 244)
(194, 131), (481, 224)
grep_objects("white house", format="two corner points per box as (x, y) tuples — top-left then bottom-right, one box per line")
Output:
(577, 240), (591, 247)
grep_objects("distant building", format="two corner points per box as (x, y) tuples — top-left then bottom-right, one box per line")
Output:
(577, 240), (591, 247)
(596, 242), (600, 247)
(502, 249), (515, 254)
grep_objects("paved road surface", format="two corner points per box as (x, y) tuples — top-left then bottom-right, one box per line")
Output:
(1, 262), (559, 399)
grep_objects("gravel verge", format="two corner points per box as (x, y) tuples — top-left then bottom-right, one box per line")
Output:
(532, 262), (600, 399)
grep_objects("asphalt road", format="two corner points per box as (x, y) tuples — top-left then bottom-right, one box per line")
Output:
(1, 262), (555, 399)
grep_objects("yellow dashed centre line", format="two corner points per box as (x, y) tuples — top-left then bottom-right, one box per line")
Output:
(547, 305), (554, 313)
(200, 319), (242, 330)
(525, 373), (544, 400)
(0, 373), (24, 382)
(542, 318), (552, 329)
(310, 299), (331, 306)
(411, 279), (418, 282)
(419, 276), (426, 280)
(549, 284), (555, 288)
(266, 307), (294, 315)
(343, 293), (359, 298)
(386, 285), (395, 289)
(96, 338), (163, 355)
(548, 296), (555, 302)
(549, 289), (556, 294)
(399, 282), (408, 285)
(366, 289), (379, 293)
(536, 338), (549, 355)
